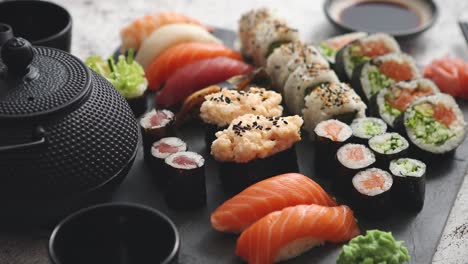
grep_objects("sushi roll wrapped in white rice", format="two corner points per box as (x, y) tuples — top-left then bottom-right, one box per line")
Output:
(302, 82), (366, 139)
(251, 18), (300, 67)
(238, 8), (277, 59)
(283, 63), (339, 115)
(351, 52), (421, 102)
(266, 41), (329, 93)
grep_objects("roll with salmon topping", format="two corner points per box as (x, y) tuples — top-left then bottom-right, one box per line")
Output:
(140, 109), (175, 160)
(149, 137), (187, 186)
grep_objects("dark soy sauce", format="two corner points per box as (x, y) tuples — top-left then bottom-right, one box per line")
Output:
(340, 1), (421, 32)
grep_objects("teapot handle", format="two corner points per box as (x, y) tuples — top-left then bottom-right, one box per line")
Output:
(0, 126), (46, 152)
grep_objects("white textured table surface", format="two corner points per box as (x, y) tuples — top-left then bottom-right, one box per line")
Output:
(1, 0), (467, 263)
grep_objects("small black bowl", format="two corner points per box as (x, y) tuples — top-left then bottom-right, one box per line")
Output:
(0, 0), (72, 51)
(324, 0), (438, 39)
(49, 203), (180, 264)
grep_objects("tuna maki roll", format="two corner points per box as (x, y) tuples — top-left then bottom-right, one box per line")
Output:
(350, 117), (387, 145)
(390, 158), (426, 212)
(238, 8), (277, 59)
(368, 132), (409, 168)
(352, 168), (393, 218)
(266, 41), (329, 93)
(397, 93), (467, 157)
(335, 33), (400, 81)
(140, 109), (175, 160)
(164, 151), (206, 210)
(200, 87), (283, 145)
(211, 114), (303, 193)
(149, 137), (187, 186)
(371, 79), (440, 128)
(318, 32), (367, 65)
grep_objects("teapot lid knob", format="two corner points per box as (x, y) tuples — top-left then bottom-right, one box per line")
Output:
(1, 37), (34, 76)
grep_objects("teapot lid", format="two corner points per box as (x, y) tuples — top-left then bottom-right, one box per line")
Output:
(0, 37), (91, 119)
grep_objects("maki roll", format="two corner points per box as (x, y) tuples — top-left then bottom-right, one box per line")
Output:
(335, 33), (400, 81)
(211, 114), (303, 193)
(397, 93), (467, 157)
(350, 52), (420, 102)
(283, 63), (339, 115)
(350, 117), (387, 145)
(302, 82), (366, 139)
(318, 32), (367, 65)
(314, 119), (353, 175)
(164, 151), (206, 210)
(371, 78), (439, 128)
(351, 168), (393, 218)
(140, 109), (175, 159)
(149, 137), (187, 186)
(390, 158), (426, 211)
(238, 8), (277, 59)
(200, 87), (283, 145)
(368, 132), (409, 168)
(334, 143), (376, 195)
(266, 41), (329, 93)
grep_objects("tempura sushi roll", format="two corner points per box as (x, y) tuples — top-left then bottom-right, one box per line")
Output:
(334, 144), (376, 195)
(200, 87), (283, 145)
(350, 117), (387, 145)
(302, 82), (366, 139)
(368, 132), (409, 168)
(371, 78), (440, 128)
(318, 32), (367, 65)
(352, 168), (393, 218)
(396, 93), (467, 157)
(238, 8), (277, 59)
(140, 109), (175, 160)
(390, 158), (426, 211)
(149, 137), (187, 186)
(266, 41), (329, 93)
(164, 151), (206, 210)
(351, 52), (420, 102)
(211, 114), (303, 193)
(335, 33), (400, 81)
(283, 63), (339, 115)
(251, 18), (300, 66)
(314, 119), (353, 175)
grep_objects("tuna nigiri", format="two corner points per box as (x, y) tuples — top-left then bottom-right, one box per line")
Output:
(146, 43), (243, 90)
(155, 57), (254, 107)
(210, 173), (336, 233)
(135, 23), (222, 69)
(236, 204), (360, 264)
(120, 11), (213, 52)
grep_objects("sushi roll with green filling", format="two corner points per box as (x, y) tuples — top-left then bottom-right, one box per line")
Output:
(266, 41), (329, 93)
(397, 93), (467, 157)
(352, 168), (393, 218)
(368, 132), (409, 168)
(149, 137), (187, 187)
(350, 117), (387, 145)
(318, 32), (367, 65)
(371, 79), (440, 128)
(302, 82), (366, 139)
(390, 158), (426, 212)
(238, 8), (277, 59)
(335, 33), (400, 81)
(164, 151), (206, 210)
(211, 114), (303, 193)
(140, 109), (175, 160)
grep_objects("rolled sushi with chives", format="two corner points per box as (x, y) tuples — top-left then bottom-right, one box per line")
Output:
(314, 119), (353, 175)
(149, 137), (187, 186)
(396, 93), (467, 158)
(352, 168), (393, 218)
(140, 109), (175, 160)
(211, 114), (303, 193)
(164, 151), (206, 210)
(350, 52), (420, 102)
(200, 87), (283, 145)
(368, 132), (409, 168)
(318, 32), (367, 65)
(371, 78), (440, 128)
(390, 158), (426, 211)
(350, 117), (387, 145)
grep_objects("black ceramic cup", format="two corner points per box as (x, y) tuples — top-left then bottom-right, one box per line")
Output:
(0, 0), (72, 51)
(49, 203), (180, 264)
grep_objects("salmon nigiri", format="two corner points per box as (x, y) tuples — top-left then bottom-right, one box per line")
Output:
(155, 57), (253, 107)
(236, 204), (360, 264)
(210, 173), (336, 234)
(120, 11), (213, 52)
(146, 43), (243, 90)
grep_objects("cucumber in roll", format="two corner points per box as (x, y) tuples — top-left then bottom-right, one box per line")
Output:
(368, 132), (409, 169)
(390, 158), (426, 212)
(318, 32), (367, 66)
(350, 117), (387, 145)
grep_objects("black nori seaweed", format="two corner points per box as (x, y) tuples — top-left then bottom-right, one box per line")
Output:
(314, 127), (351, 176)
(350, 62), (369, 102)
(368, 136), (408, 169)
(219, 146), (298, 194)
(351, 175), (393, 219)
(149, 140), (187, 188)
(391, 169), (426, 212)
(127, 92), (148, 118)
(204, 123), (227, 147)
(332, 111), (358, 125)
(334, 44), (351, 82)
(141, 114), (175, 162)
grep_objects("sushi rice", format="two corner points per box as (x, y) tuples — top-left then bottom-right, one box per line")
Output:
(390, 158), (426, 178)
(350, 117), (387, 140)
(368, 132), (409, 155)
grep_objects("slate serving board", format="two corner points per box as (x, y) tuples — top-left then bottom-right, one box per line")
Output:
(111, 28), (468, 264)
